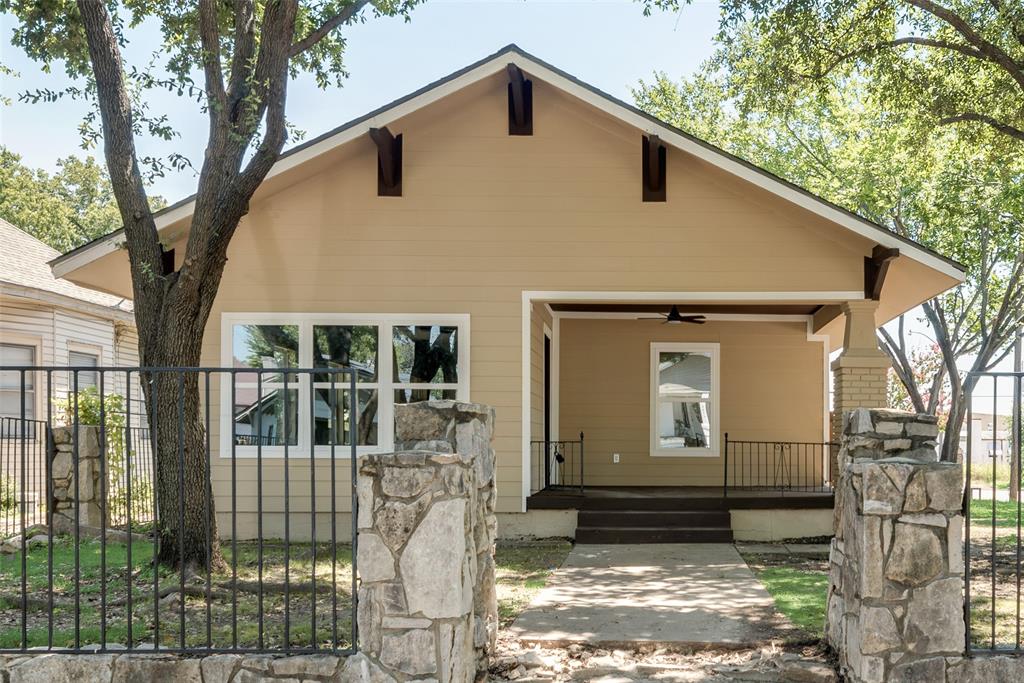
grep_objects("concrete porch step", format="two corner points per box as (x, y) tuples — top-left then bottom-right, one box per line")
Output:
(575, 526), (735, 544)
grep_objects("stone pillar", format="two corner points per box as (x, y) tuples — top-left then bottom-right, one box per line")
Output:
(827, 408), (964, 683)
(831, 301), (890, 481)
(50, 425), (104, 531)
(356, 401), (497, 682)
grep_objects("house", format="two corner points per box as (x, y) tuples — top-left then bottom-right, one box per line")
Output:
(0, 218), (141, 419)
(0, 218), (144, 531)
(48, 46), (965, 542)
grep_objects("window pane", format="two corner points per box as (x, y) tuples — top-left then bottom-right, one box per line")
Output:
(657, 401), (710, 449)
(392, 325), (458, 384)
(0, 391), (34, 421)
(232, 387), (298, 446)
(394, 388), (457, 405)
(232, 325), (299, 383)
(313, 325), (378, 382)
(313, 388), (378, 446)
(69, 351), (99, 388)
(658, 351), (711, 400)
(0, 344), (34, 390)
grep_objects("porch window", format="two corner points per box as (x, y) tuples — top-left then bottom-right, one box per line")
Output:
(222, 314), (469, 457)
(650, 342), (719, 457)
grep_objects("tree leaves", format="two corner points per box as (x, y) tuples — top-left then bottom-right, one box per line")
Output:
(0, 146), (164, 251)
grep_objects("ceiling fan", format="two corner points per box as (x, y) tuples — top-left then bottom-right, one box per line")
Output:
(639, 305), (706, 325)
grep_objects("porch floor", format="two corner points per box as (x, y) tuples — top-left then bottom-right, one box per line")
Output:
(526, 485), (834, 511)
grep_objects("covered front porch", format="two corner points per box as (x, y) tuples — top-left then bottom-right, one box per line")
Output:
(523, 292), (885, 498)
(518, 291), (892, 541)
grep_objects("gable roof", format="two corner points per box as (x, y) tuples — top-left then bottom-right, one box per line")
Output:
(0, 218), (133, 315)
(50, 44), (966, 283)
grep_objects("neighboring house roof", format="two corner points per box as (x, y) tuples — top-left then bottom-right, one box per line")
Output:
(49, 44), (966, 283)
(0, 217), (133, 317)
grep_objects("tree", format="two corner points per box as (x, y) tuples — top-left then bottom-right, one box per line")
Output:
(635, 62), (1024, 461)
(2, 0), (421, 570)
(0, 147), (163, 251)
(643, 0), (1024, 146)
(887, 342), (950, 428)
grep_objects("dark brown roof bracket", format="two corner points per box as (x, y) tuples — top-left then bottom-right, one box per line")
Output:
(642, 134), (666, 202)
(506, 63), (533, 135)
(865, 244), (900, 300)
(369, 127), (402, 196)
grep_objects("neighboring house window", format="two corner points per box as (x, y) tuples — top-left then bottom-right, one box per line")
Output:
(68, 350), (100, 389)
(0, 343), (35, 421)
(650, 342), (719, 457)
(224, 314), (469, 456)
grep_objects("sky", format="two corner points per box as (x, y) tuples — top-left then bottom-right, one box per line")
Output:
(0, 0), (720, 200)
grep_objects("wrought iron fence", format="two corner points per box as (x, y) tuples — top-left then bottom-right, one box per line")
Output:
(723, 435), (836, 495)
(529, 433), (584, 493)
(0, 417), (49, 535)
(0, 366), (359, 654)
(964, 371), (1023, 654)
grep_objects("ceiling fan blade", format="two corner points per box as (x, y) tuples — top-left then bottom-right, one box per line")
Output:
(681, 316), (707, 324)
(638, 316), (667, 320)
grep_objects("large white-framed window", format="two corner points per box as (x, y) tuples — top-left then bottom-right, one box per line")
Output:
(650, 342), (720, 457)
(220, 313), (470, 458)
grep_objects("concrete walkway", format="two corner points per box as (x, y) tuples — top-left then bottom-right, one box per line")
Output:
(510, 544), (795, 648)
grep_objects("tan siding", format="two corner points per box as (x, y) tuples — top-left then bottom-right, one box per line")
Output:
(558, 318), (825, 486)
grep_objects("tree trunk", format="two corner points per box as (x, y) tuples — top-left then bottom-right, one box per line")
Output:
(138, 295), (225, 572)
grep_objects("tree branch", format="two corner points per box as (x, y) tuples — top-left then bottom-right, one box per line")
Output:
(198, 0), (227, 119)
(903, 0), (1024, 93)
(74, 0), (162, 320)
(939, 113), (1024, 142)
(289, 0), (371, 58)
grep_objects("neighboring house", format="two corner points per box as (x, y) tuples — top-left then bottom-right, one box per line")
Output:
(961, 412), (1011, 465)
(0, 218), (144, 531)
(49, 46), (965, 541)
(0, 218), (141, 421)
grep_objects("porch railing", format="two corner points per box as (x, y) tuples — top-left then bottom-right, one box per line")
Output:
(529, 433), (584, 493)
(723, 434), (836, 495)
(0, 366), (359, 655)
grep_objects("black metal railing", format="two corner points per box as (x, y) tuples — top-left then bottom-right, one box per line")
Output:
(0, 366), (358, 655)
(964, 371), (1023, 654)
(529, 433), (584, 493)
(723, 434), (836, 495)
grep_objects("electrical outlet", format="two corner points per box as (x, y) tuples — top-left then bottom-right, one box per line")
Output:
(613, 453), (620, 464)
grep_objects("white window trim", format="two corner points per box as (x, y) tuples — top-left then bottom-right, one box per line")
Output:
(0, 334), (43, 423)
(649, 342), (720, 458)
(67, 342), (103, 390)
(219, 312), (470, 458)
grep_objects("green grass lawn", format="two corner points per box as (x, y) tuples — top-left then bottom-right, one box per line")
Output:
(740, 552), (829, 638)
(0, 536), (354, 650)
(0, 535), (570, 650)
(968, 499), (1023, 528)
